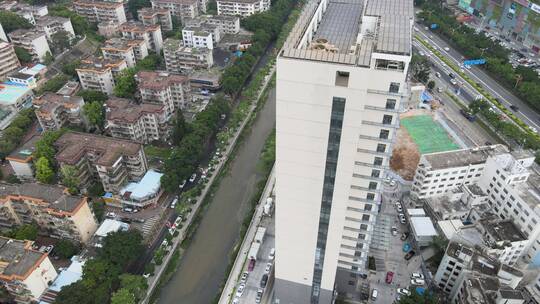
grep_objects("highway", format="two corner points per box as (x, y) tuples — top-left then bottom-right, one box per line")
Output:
(414, 25), (540, 131)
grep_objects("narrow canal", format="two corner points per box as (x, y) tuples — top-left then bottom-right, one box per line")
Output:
(157, 88), (276, 304)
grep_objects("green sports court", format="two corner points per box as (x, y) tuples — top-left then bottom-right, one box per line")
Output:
(401, 115), (460, 154)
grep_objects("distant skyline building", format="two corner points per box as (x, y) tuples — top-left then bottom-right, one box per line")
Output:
(275, 0), (414, 303)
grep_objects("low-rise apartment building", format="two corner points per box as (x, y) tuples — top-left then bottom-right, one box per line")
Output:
(0, 237), (57, 303)
(138, 7), (173, 32)
(105, 97), (170, 143)
(0, 42), (20, 80)
(97, 21), (120, 38)
(6, 135), (40, 179)
(32, 93), (85, 131)
(151, 0), (199, 21)
(116, 169), (164, 208)
(191, 14), (240, 34)
(101, 38), (149, 66)
(8, 29), (50, 62)
(182, 22), (220, 49)
(76, 57), (127, 95)
(119, 21), (163, 54)
(6, 64), (47, 89)
(35, 15), (75, 41)
(0, 183), (98, 244)
(73, 0), (127, 24)
(163, 38), (213, 72)
(136, 70), (190, 115)
(216, 0), (269, 17)
(0, 1), (48, 25)
(54, 132), (148, 193)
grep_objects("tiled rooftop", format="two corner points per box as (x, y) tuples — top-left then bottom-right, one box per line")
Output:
(105, 97), (165, 123)
(135, 70), (188, 90)
(0, 183), (84, 213)
(0, 237), (44, 280)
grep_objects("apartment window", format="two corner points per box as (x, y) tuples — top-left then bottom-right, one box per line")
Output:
(373, 157), (383, 166)
(335, 71), (349, 87)
(368, 182), (378, 190)
(360, 224), (368, 230)
(311, 97), (345, 301)
(385, 99), (396, 109)
(379, 129), (390, 140)
(382, 115), (393, 125)
(371, 169), (380, 178)
(366, 193), (375, 201)
(376, 144), (386, 153)
(362, 214), (370, 221)
(389, 82), (400, 93)
(364, 204), (373, 211)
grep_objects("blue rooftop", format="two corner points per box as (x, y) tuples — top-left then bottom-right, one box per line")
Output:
(0, 84), (31, 104)
(120, 170), (163, 201)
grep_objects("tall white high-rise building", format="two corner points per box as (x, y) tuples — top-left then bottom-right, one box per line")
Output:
(275, 0), (413, 303)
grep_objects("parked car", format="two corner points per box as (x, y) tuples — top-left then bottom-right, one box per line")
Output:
(397, 288), (411, 296)
(269, 248), (275, 260)
(123, 207), (133, 213)
(411, 272), (425, 280)
(106, 212), (117, 219)
(235, 283), (245, 297)
(179, 180), (187, 189)
(170, 198), (178, 209)
(399, 214), (406, 224)
(260, 274), (268, 288)
(240, 271), (248, 283)
(255, 289), (263, 303)
(385, 271), (394, 284)
(410, 278), (425, 286)
(174, 216), (182, 227)
(404, 250), (416, 260)
(400, 232), (409, 240)
(265, 262), (272, 274)
(391, 226), (398, 236)
(189, 173), (197, 183)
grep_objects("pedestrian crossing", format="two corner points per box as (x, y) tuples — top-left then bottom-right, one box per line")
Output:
(140, 216), (160, 237)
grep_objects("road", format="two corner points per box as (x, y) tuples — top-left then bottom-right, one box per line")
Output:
(156, 88), (276, 304)
(415, 25), (540, 130)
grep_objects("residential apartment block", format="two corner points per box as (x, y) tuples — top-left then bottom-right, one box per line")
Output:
(97, 21), (120, 38)
(119, 21), (163, 54)
(136, 70), (190, 115)
(101, 38), (149, 67)
(0, 1), (48, 25)
(0, 42), (20, 79)
(73, 0), (127, 24)
(6, 135), (40, 179)
(54, 132), (148, 193)
(192, 14), (240, 34)
(32, 93), (85, 131)
(0, 23), (7, 42)
(523, 272), (540, 304)
(0, 237), (57, 303)
(35, 15), (75, 41)
(216, 0), (269, 17)
(0, 183), (98, 244)
(138, 7), (173, 32)
(105, 97), (170, 144)
(275, 0), (413, 302)
(151, 0), (199, 21)
(163, 38), (213, 72)
(8, 29), (50, 62)
(182, 22), (220, 49)
(76, 57), (128, 95)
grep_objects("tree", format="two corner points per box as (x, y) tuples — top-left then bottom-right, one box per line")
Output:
(0, 12), (32, 33)
(136, 54), (162, 70)
(77, 90), (108, 103)
(36, 157), (55, 184)
(111, 288), (136, 304)
(397, 290), (438, 304)
(43, 51), (54, 65)
(37, 75), (69, 95)
(54, 239), (80, 259)
(55, 281), (96, 304)
(99, 230), (143, 269)
(172, 110), (189, 145)
(427, 80), (435, 91)
(410, 54), (431, 83)
(49, 6), (91, 36)
(61, 165), (80, 194)
(14, 47), (32, 64)
(51, 31), (72, 54)
(118, 274), (147, 302)
(5, 174), (21, 184)
(62, 60), (81, 77)
(92, 199), (106, 222)
(12, 224), (38, 240)
(113, 68), (137, 98)
(34, 129), (65, 164)
(83, 101), (105, 130)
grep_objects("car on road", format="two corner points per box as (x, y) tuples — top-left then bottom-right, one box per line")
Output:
(170, 198), (178, 209)
(410, 278), (425, 286)
(395, 202), (403, 212)
(269, 248), (275, 260)
(448, 72), (455, 78)
(404, 250), (416, 260)
(385, 271), (394, 284)
(174, 216), (182, 227)
(265, 262), (272, 274)
(240, 271), (248, 283)
(435, 72), (441, 77)
(260, 274), (268, 288)
(400, 232), (409, 240)
(450, 78), (458, 85)
(189, 173), (197, 183)
(256, 289), (264, 303)
(235, 283), (245, 297)
(179, 180), (187, 189)
(444, 47), (450, 51)
(397, 288), (411, 296)
(510, 105), (519, 111)
(106, 212), (116, 219)
(411, 273), (425, 280)
(391, 226), (398, 236)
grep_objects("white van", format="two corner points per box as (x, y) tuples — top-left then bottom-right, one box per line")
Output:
(371, 289), (378, 300)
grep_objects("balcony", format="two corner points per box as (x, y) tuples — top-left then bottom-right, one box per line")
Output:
(350, 184), (382, 193)
(357, 148), (392, 157)
(358, 134), (393, 143)
(366, 89), (406, 97)
(352, 173), (384, 182)
(364, 105), (402, 113)
(361, 120), (400, 129)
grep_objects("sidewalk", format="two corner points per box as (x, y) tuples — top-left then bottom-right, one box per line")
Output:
(218, 166), (275, 304)
(141, 65), (276, 304)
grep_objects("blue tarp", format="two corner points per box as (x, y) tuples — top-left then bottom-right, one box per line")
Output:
(403, 243), (411, 252)
(416, 287), (425, 295)
(421, 91), (433, 102)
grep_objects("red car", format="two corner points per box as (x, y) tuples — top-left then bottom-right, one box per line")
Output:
(385, 271), (394, 284)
